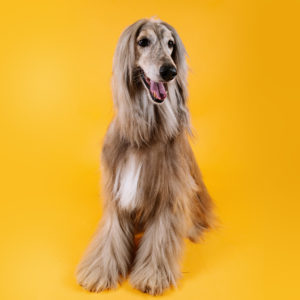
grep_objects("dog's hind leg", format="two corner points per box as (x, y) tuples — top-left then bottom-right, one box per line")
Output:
(187, 178), (215, 242)
(76, 206), (134, 292)
(183, 141), (215, 242)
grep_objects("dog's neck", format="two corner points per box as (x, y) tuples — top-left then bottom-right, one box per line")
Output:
(114, 83), (191, 147)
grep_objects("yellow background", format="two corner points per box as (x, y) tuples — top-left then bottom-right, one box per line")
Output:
(0, 1), (299, 299)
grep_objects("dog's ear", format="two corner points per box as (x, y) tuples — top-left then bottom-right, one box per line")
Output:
(161, 22), (188, 104)
(112, 19), (147, 100)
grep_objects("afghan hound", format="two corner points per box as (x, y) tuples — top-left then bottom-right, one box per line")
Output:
(76, 18), (214, 295)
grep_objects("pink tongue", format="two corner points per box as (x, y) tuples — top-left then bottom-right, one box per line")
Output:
(150, 80), (167, 100)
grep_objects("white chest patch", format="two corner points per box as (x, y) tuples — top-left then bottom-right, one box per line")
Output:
(113, 153), (142, 210)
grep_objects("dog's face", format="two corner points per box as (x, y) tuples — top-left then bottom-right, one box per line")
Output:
(113, 19), (187, 109)
(136, 23), (177, 104)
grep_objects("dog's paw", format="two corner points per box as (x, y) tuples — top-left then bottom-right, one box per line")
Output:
(130, 265), (179, 295)
(76, 260), (120, 292)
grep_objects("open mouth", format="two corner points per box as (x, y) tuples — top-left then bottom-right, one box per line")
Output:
(141, 70), (167, 103)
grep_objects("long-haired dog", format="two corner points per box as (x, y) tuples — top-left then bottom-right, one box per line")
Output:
(76, 18), (214, 295)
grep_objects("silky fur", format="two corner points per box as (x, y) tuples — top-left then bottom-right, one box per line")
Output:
(76, 18), (214, 295)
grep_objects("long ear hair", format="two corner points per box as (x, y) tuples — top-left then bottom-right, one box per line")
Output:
(112, 19), (147, 112)
(160, 22), (188, 104)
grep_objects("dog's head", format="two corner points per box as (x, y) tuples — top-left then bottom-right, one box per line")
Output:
(112, 18), (188, 106)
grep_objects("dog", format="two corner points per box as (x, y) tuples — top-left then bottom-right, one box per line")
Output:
(76, 18), (214, 295)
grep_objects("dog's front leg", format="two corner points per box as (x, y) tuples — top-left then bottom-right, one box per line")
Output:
(76, 207), (134, 292)
(130, 207), (185, 295)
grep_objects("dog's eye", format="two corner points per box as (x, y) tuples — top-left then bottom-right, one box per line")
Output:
(138, 38), (150, 47)
(168, 40), (174, 48)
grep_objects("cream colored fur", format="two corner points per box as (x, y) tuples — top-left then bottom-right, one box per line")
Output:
(76, 18), (214, 295)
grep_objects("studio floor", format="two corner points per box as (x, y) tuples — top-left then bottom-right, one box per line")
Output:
(0, 1), (299, 299)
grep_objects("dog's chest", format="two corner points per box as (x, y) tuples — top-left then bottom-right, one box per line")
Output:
(113, 153), (142, 210)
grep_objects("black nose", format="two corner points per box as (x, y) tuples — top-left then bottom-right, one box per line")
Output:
(159, 64), (177, 81)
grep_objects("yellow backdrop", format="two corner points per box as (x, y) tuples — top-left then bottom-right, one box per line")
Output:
(0, 1), (299, 299)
